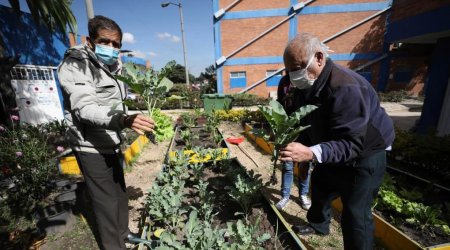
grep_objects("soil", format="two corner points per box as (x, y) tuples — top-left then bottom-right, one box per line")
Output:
(374, 171), (450, 247)
(173, 126), (219, 150)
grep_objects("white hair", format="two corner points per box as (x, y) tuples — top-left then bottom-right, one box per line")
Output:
(285, 32), (330, 59)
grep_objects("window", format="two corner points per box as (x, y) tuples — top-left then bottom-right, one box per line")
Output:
(230, 71), (246, 88)
(265, 70), (282, 87)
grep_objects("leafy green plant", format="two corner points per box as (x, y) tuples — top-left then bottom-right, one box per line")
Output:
(0, 123), (59, 214)
(180, 112), (197, 128)
(146, 181), (187, 231)
(255, 100), (317, 184)
(225, 216), (271, 250)
(208, 148), (226, 168)
(228, 170), (263, 217)
(375, 174), (450, 235)
(157, 211), (226, 250)
(190, 162), (205, 182)
(117, 61), (176, 142)
(389, 128), (450, 183)
(180, 129), (192, 149)
(192, 181), (215, 222)
(151, 109), (174, 142)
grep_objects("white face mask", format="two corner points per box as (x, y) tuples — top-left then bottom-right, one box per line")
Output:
(289, 55), (316, 89)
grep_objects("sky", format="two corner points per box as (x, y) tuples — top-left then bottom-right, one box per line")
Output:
(0, 0), (216, 76)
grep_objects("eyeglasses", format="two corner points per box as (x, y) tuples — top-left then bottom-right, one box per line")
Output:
(95, 38), (121, 49)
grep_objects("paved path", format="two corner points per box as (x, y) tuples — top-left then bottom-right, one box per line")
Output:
(129, 99), (423, 131)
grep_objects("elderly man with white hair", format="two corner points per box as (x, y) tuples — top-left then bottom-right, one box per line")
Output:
(279, 32), (395, 250)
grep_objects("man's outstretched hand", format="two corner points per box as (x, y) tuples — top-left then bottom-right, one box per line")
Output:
(124, 114), (155, 135)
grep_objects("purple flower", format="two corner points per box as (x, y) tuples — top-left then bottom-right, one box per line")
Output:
(10, 115), (19, 121)
(0, 125), (5, 132)
(15, 151), (23, 157)
(56, 146), (65, 153)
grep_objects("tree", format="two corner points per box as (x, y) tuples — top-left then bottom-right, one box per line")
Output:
(197, 65), (217, 93)
(165, 62), (195, 84)
(8, 0), (77, 35)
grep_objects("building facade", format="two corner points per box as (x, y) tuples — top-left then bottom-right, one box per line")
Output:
(213, 0), (393, 97)
(385, 0), (450, 134)
(213, 0), (450, 134)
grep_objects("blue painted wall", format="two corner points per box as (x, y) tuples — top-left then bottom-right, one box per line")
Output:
(416, 37), (450, 133)
(224, 53), (380, 66)
(0, 5), (69, 66)
(121, 56), (147, 66)
(222, 2), (389, 20)
(214, 1), (390, 93)
(213, 0), (224, 93)
(386, 5), (450, 43)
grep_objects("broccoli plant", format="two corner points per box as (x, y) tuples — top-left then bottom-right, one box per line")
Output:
(180, 129), (193, 149)
(255, 100), (317, 184)
(225, 215), (271, 250)
(117, 61), (176, 143)
(228, 170), (264, 218)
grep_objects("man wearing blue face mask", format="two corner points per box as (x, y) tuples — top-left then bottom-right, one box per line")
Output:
(58, 16), (155, 250)
(279, 32), (395, 250)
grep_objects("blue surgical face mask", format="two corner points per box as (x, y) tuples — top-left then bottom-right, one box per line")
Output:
(289, 55), (316, 89)
(95, 44), (120, 65)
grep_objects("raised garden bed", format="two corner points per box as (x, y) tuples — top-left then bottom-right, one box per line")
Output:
(58, 134), (149, 175)
(243, 122), (450, 249)
(138, 158), (306, 249)
(166, 126), (230, 164)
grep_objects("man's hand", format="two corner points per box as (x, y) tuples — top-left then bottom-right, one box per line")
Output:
(280, 142), (314, 163)
(124, 114), (155, 135)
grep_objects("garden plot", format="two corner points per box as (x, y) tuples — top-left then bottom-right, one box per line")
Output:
(219, 122), (345, 250)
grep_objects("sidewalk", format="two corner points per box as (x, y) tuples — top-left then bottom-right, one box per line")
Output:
(381, 99), (422, 131)
(129, 99), (423, 131)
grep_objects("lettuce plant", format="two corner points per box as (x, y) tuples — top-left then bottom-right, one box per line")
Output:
(255, 100), (317, 184)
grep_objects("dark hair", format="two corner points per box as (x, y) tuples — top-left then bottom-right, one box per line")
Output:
(88, 15), (122, 41)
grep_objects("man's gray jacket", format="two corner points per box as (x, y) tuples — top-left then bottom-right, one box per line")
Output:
(58, 44), (127, 154)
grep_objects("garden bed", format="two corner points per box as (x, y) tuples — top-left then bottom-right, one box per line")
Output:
(138, 158), (306, 249)
(166, 126), (230, 164)
(243, 122), (450, 249)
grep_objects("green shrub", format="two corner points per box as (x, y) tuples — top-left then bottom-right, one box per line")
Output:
(232, 93), (269, 107)
(0, 123), (59, 215)
(378, 90), (410, 102)
(389, 128), (450, 182)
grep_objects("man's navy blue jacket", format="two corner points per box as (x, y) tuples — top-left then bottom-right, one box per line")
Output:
(287, 59), (395, 165)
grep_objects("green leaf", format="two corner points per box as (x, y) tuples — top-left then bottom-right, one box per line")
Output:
(167, 95), (185, 100)
(257, 233), (271, 243)
(157, 77), (174, 93)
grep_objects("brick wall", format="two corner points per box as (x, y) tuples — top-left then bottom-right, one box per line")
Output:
(219, 0), (290, 11)
(221, 17), (289, 57)
(218, 0), (389, 96)
(222, 64), (283, 96)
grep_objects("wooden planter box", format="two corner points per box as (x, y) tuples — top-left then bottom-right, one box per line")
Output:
(243, 123), (450, 250)
(58, 135), (149, 175)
